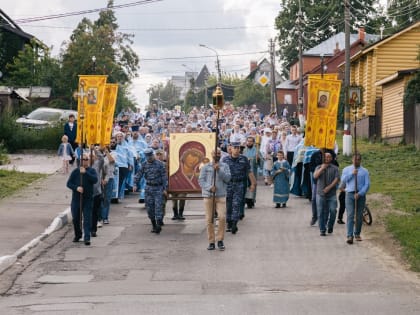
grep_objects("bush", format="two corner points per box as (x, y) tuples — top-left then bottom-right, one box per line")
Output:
(0, 141), (10, 165)
(0, 112), (63, 152)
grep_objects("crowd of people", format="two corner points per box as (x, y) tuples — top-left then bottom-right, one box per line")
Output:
(61, 103), (370, 248)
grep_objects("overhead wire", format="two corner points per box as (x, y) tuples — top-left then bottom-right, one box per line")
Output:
(11, 0), (164, 24)
(17, 24), (273, 32)
(140, 50), (269, 61)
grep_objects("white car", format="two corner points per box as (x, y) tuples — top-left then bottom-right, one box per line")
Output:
(16, 107), (77, 128)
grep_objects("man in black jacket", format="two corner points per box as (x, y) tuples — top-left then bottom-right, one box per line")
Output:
(64, 114), (77, 165)
(67, 153), (98, 245)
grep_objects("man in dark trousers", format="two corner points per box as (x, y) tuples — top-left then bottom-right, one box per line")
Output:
(223, 141), (257, 234)
(134, 148), (167, 234)
(67, 152), (98, 245)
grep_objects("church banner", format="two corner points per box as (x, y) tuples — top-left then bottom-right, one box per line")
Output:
(304, 76), (341, 149)
(308, 74), (338, 80)
(168, 133), (215, 193)
(101, 83), (119, 146)
(76, 75), (108, 146)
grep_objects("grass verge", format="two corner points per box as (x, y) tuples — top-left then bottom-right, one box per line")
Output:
(337, 138), (420, 271)
(0, 170), (46, 199)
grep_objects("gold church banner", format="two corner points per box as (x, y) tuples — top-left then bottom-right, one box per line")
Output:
(308, 74), (338, 80)
(304, 76), (341, 149)
(76, 75), (108, 146)
(101, 83), (119, 146)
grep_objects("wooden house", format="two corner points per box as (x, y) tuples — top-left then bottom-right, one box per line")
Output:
(347, 21), (420, 140)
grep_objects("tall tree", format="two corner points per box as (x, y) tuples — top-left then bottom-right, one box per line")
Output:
(387, 0), (420, 32)
(60, 0), (139, 112)
(147, 81), (181, 110)
(275, 0), (380, 78)
(233, 79), (271, 107)
(4, 39), (63, 94)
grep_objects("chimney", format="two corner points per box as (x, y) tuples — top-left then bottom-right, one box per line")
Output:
(334, 42), (340, 55)
(358, 27), (365, 42)
(250, 60), (258, 73)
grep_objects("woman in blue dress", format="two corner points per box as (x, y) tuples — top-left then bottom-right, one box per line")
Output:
(272, 151), (291, 208)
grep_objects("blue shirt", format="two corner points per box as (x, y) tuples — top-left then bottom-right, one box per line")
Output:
(135, 159), (167, 190)
(113, 143), (131, 168)
(340, 164), (370, 196)
(198, 161), (231, 197)
(129, 138), (148, 154)
(222, 155), (250, 181)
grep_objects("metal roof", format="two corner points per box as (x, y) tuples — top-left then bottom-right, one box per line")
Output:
(276, 80), (296, 89)
(304, 32), (380, 56)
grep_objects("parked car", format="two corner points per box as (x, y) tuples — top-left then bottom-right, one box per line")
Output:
(16, 107), (77, 129)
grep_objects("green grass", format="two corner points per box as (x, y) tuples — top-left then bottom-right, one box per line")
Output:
(0, 170), (45, 199)
(337, 137), (420, 271)
(387, 214), (420, 272)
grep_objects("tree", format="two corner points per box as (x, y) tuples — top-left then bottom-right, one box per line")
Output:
(3, 39), (68, 107)
(404, 48), (420, 109)
(233, 79), (271, 107)
(275, 0), (380, 78)
(184, 77), (198, 111)
(387, 0), (420, 33)
(147, 81), (181, 110)
(60, 0), (139, 111)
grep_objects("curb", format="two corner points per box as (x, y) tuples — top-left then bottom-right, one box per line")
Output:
(0, 207), (72, 275)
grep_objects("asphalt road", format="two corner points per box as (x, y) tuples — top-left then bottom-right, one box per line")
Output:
(0, 154), (419, 314)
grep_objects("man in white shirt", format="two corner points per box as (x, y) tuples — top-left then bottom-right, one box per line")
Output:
(285, 125), (302, 166)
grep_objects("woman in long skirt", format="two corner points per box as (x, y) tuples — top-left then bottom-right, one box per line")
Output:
(272, 151), (291, 208)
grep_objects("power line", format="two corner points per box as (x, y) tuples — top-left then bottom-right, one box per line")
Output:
(140, 51), (269, 61)
(12, 0), (163, 24)
(20, 24), (272, 32)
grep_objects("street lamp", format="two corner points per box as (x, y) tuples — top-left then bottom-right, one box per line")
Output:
(199, 44), (221, 83)
(182, 64), (194, 72)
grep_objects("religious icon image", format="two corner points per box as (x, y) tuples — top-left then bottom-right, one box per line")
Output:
(87, 88), (98, 104)
(317, 91), (330, 108)
(168, 133), (214, 192)
(349, 87), (361, 106)
(169, 141), (205, 191)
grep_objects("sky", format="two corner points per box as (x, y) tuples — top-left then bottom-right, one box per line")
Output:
(2, 0), (281, 108)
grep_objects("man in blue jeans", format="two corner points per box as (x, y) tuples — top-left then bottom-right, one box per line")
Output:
(313, 152), (340, 236)
(341, 153), (370, 244)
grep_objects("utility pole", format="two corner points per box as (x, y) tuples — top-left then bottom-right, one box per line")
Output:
(269, 38), (278, 114)
(297, 0), (304, 115)
(199, 44), (221, 84)
(343, 0), (352, 155)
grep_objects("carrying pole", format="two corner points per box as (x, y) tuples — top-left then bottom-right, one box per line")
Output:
(211, 85), (224, 223)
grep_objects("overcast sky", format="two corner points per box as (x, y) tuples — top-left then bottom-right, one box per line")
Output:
(3, 0), (281, 108)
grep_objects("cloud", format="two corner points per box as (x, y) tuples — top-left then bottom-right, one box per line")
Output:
(3, 0), (280, 108)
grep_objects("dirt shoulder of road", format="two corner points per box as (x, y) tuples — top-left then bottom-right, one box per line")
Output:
(363, 193), (416, 275)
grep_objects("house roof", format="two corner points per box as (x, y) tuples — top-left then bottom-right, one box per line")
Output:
(304, 32), (379, 56)
(195, 65), (210, 87)
(246, 58), (281, 82)
(363, 21), (420, 54)
(0, 87), (30, 102)
(276, 80), (296, 89)
(340, 21), (420, 66)
(0, 9), (34, 41)
(375, 68), (420, 86)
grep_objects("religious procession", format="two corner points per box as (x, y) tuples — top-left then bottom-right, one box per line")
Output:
(63, 74), (369, 251)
